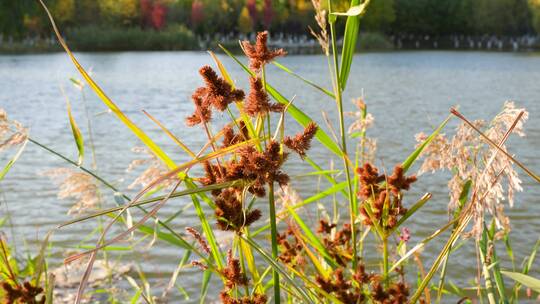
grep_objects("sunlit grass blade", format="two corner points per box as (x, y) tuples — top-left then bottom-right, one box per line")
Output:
(219, 44), (343, 157)
(39, 0), (176, 169)
(0, 139), (27, 181)
(335, 0), (371, 89)
(239, 234), (261, 293)
(65, 99), (85, 166)
(272, 61), (335, 98)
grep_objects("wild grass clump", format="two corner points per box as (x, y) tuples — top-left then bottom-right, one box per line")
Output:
(66, 25), (197, 51)
(2, 0), (540, 303)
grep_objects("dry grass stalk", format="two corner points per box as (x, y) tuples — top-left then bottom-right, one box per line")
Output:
(310, 0), (329, 55)
(43, 168), (100, 215)
(0, 108), (28, 152)
(416, 101), (528, 236)
(126, 147), (176, 190)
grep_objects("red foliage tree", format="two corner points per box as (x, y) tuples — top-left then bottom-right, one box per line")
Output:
(262, 0), (274, 29)
(140, 0), (167, 30)
(247, 0), (258, 26)
(191, 0), (205, 25)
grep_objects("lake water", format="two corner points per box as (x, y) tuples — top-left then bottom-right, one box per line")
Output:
(1, 51), (540, 302)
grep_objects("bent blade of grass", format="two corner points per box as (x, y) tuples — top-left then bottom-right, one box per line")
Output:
(39, 0), (176, 169)
(66, 99), (85, 166)
(272, 61), (335, 98)
(241, 235), (314, 303)
(287, 207), (339, 268)
(239, 234), (261, 293)
(0, 139), (28, 181)
(219, 44), (343, 157)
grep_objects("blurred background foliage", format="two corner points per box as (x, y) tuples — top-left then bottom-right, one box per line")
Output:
(1, 0), (539, 48)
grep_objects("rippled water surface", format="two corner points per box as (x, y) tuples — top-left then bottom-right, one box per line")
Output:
(1, 51), (540, 302)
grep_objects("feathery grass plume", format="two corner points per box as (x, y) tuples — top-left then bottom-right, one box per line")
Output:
(186, 89), (212, 126)
(309, 0), (329, 55)
(214, 188), (262, 232)
(416, 101), (528, 236)
(1, 281), (45, 304)
(43, 168), (100, 215)
(357, 164), (416, 230)
(346, 98), (374, 134)
(241, 31), (287, 72)
(283, 122), (318, 159)
(276, 184), (302, 220)
(244, 77), (283, 117)
(347, 98), (377, 163)
(198, 65), (245, 111)
(0, 108), (27, 152)
(126, 147), (176, 190)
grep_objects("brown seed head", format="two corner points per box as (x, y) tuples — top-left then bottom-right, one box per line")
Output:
(241, 31), (287, 72)
(283, 122), (318, 159)
(244, 77), (283, 117)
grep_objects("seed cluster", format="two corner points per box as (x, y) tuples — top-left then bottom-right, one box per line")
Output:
(357, 163), (417, 230)
(1, 281), (45, 304)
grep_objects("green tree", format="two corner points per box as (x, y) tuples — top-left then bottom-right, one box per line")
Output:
(531, 0), (540, 33)
(362, 0), (396, 32)
(97, 0), (140, 26)
(51, 0), (75, 25)
(238, 6), (254, 33)
(472, 0), (531, 35)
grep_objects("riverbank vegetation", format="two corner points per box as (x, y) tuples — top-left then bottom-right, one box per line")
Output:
(2, 0), (540, 52)
(2, 0), (540, 303)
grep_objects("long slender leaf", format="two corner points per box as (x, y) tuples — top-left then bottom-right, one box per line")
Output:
(501, 271), (540, 293)
(0, 139), (27, 181)
(337, 0), (371, 89)
(66, 99), (84, 166)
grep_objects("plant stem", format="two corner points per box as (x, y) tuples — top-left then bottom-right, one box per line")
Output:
(268, 181), (280, 303)
(328, 0), (357, 269)
(383, 236), (389, 287)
